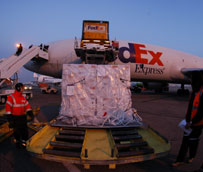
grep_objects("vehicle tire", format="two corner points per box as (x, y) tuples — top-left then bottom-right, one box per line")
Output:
(155, 88), (162, 93)
(136, 89), (142, 93)
(177, 89), (189, 96)
(50, 90), (55, 94)
(1, 97), (6, 104)
(185, 89), (190, 95)
(42, 90), (46, 94)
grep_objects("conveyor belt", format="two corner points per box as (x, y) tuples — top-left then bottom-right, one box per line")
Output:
(110, 128), (154, 157)
(43, 128), (85, 158)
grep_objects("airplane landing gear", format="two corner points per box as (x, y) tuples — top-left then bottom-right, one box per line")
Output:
(177, 84), (189, 96)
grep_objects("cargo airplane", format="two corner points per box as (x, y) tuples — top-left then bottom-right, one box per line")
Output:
(22, 38), (203, 95)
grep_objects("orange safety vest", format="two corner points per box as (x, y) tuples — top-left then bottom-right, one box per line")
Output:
(5, 90), (31, 115)
(191, 87), (203, 126)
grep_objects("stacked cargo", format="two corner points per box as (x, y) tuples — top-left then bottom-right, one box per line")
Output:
(58, 64), (142, 126)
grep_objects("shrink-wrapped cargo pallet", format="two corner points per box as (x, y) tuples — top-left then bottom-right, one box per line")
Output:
(58, 64), (142, 126)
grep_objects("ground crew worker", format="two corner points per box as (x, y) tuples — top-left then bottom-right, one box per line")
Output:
(15, 43), (23, 56)
(5, 83), (33, 149)
(172, 71), (203, 167)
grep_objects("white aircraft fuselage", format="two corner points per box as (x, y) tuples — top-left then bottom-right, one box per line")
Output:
(24, 39), (203, 84)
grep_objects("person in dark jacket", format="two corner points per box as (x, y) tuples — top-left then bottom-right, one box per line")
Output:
(172, 71), (203, 167)
(15, 43), (23, 56)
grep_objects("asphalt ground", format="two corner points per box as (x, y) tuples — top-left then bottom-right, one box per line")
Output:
(0, 86), (202, 172)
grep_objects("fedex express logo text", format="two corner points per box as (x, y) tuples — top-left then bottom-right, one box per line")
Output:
(85, 25), (105, 32)
(118, 43), (165, 75)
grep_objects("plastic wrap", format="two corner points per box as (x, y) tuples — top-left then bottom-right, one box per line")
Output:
(58, 64), (142, 126)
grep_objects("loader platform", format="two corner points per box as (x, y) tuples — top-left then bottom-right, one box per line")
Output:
(26, 122), (170, 169)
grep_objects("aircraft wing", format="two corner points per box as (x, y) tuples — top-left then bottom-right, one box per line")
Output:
(181, 68), (203, 76)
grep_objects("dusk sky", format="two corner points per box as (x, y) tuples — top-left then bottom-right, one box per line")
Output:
(0, 0), (203, 82)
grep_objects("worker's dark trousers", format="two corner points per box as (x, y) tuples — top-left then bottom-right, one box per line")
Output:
(12, 115), (28, 142)
(176, 126), (202, 162)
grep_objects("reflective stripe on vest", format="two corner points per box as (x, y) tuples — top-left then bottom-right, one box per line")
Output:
(10, 94), (28, 115)
(6, 100), (12, 107)
(191, 87), (203, 126)
(10, 94), (28, 107)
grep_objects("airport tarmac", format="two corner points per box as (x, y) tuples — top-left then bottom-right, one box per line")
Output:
(0, 86), (202, 172)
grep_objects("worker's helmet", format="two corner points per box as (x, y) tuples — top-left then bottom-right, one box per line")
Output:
(15, 83), (24, 92)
